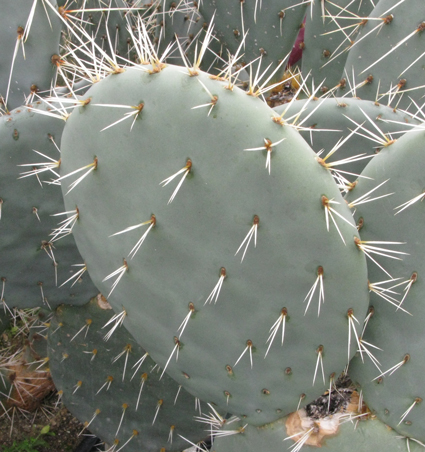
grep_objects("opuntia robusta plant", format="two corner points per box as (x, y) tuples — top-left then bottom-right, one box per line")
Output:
(1, 1), (425, 451)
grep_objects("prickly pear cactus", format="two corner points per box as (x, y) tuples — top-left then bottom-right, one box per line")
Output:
(274, 97), (419, 183)
(58, 0), (134, 62)
(48, 297), (214, 452)
(346, 125), (425, 442)
(199, 0), (308, 81)
(0, 0), (62, 111)
(3, 1), (425, 451)
(340, 0), (425, 111)
(155, 2), (225, 76)
(0, 102), (98, 310)
(58, 62), (369, 425)
(301, 0), (375, 93)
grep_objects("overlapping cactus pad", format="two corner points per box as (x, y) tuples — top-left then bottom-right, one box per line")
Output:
(0, 102), (98, 310)
(0, 0), (61, 111)
(346, 126), (425, 442)
(199, 0), (307, 82)
(48, 297), (213, 452)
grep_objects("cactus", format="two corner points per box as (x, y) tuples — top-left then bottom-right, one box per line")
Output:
(212, 409), (425, 451)
(2, 0), (425, 450)
(0, 0), (62, 111)
(152, 1), (220, 73)
(273, 97), (419, 184)
(199, 0), (308, 82)
(0, 102), (98, 310)
(345, 125), (425, 442)
(48, 296), (214, 451)
(58, 0), (134, 62)
(301, 0), (375, 93)
(0, 309), (11, 335)
(57, 61), (369, 426)
(340, 0), (425, 110)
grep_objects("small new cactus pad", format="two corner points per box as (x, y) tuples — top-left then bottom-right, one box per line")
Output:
(346, 125), (425, 441)
(59, 63), (369, 425)
(0, 102), (98, 310)
(47, 297), (213, 452)
(0, 0), (61, 111)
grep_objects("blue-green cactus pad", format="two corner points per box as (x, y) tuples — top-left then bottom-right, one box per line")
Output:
(0, 0), (61, 111)
(199, 0), (307, 82)
(59, 63), (369, 425)
(301, 0), (375, 92)
(346, 126), (425, 441)
(274, 97), (419, 182)
(48, 297), (213, 452)
(341, 0), (425, 112)
(0, 102), (98, 309)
